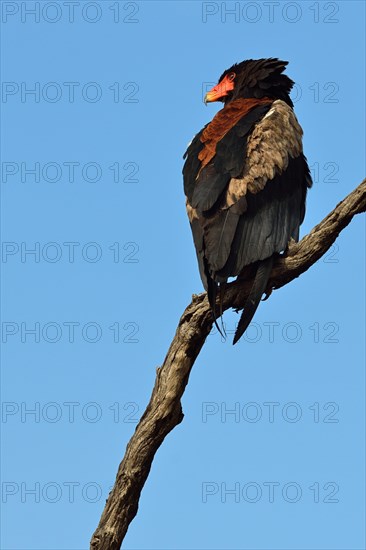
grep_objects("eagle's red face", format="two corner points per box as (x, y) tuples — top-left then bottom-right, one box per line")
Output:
(204, 72), (236, 104)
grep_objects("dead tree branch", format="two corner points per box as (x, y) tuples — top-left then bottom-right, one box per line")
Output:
(91, 178), (366, 550)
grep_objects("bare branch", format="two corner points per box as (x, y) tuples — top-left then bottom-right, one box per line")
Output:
(90, 179), (366, 550)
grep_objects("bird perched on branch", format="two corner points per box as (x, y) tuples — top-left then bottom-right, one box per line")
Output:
(183, 58), (312, 344)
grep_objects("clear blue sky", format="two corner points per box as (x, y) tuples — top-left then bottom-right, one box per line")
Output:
(1, 1), (365, 549)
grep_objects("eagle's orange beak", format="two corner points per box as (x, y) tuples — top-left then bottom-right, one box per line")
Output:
(204, 73), (236, 104)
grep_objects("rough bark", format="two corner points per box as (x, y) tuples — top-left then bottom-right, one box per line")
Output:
(90, 179), (366, 550)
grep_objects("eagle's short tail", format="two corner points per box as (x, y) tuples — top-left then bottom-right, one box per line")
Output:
(233, 256), (273, 345)
(207, 277), (226, 339)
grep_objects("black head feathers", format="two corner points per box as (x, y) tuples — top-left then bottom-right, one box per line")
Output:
(218, 58), (294, 107)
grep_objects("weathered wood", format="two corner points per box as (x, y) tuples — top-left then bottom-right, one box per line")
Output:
(90, 179), (366, 550)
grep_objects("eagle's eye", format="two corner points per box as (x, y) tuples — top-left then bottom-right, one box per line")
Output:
(227, 72), (236, 81)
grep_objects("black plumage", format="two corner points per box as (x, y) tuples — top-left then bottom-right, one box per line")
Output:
(183, 58), (312, 344)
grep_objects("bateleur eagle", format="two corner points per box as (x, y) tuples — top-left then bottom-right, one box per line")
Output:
(183, 58), (312, 344)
